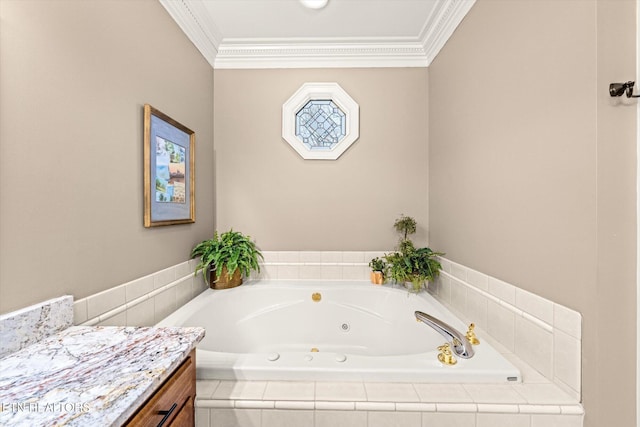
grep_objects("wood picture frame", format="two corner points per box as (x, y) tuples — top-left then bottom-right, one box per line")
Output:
(143, 104), (195, 227)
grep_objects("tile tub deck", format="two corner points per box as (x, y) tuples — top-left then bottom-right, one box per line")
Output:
(194, 350), (583, 427)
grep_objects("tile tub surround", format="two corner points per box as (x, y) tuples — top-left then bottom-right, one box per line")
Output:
(430, 257), (582, 401)
(0, 295), (73, 358)
(194, 377), (583, 427)
(80, 251), (582, 425)
(190, 251), (583, 427)
(73, 259), (208, 327)
(0, 325), (204, 427)
(249, 251), (384, 281)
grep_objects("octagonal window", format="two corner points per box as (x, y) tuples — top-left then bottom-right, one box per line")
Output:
(283, 82), (359, 160)
(295, 100), (346, 150)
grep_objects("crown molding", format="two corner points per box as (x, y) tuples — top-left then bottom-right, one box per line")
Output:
(420, 0), (476, 65)
(160, 0), (475, 69)
(214, 40), (430, 69)
(159, 0), (221, 67)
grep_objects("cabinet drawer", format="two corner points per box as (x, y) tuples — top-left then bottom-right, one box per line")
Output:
(126, 349), (195, 427)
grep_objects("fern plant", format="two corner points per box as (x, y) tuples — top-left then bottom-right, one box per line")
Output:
(190, 229), (263, 283)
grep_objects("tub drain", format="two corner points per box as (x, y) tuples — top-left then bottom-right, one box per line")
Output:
(341, 323), (350, 332)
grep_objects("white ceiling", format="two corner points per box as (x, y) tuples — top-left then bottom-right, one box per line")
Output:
(159, 0), (475, 69)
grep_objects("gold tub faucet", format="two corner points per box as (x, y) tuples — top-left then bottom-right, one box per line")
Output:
(466, 323), (480, 345)
(437, 343), (457, 366)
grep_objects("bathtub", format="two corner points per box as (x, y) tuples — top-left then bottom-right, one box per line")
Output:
(158, 280), (521, 383)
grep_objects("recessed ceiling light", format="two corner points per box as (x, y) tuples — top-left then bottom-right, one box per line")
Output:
(299, 0), (329, 10)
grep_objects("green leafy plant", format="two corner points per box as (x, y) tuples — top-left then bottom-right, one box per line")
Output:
(368, 257), (388, 284)
(385, 245), (444, 292)
(190, 229), (263, 283)
(368, 257), (387, 272)
(384, 215), (444, 292)
(393, 214), (416, 242)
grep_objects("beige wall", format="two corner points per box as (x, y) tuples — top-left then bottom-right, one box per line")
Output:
(0, 0), (215, 313)
(429, 0), (636, 426)
(214, 68), (429, 251)
(595, 0), (637, 424)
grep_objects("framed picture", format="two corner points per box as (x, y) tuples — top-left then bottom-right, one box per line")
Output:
(143, 104), (195, 227)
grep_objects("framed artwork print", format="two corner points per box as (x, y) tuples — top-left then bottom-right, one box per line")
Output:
(143, 104), (195, 227)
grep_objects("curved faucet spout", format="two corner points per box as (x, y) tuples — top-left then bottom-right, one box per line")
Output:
(415, 311), (475, 359)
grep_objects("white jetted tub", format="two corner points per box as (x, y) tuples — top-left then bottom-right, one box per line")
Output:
(158, 280), (521, 383)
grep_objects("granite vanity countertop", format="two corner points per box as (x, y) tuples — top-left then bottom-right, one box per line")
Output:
(0, 325), (205, 427)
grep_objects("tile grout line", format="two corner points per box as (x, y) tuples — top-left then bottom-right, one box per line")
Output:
(262, 262), (369, 266)
(439, 270), (554, 333)
(194, 397), (584, 415)
(80, 272), (196, 326)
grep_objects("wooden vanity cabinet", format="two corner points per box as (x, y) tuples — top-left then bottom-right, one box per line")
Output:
(126, 349), (196, 427)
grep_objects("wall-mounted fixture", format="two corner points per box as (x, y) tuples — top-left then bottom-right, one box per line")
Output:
(299, 0), (329, 10)
(609, 81), (640, 98)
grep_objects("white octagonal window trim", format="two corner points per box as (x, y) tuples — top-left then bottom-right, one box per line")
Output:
(282, 82), (359, 160)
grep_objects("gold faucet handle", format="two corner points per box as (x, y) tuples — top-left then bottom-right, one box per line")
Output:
(437, 343), (457, 365)
(466, 323), (480, 345)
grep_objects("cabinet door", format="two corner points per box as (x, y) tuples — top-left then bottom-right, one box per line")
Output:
(126, 350), (195, 426)
(168, 396), (194, 426)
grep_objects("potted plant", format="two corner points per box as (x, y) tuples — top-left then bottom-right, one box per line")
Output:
(190, 229), (263, 289)
(368, 257), (387, 285)
(384, 215), (444, 292)
(393, 214), (416, 242)
(385, 242), (444, 292)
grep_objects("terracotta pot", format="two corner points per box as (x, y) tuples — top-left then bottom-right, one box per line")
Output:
(210, 266), (243, 289)
(370, 271), (384, 285)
